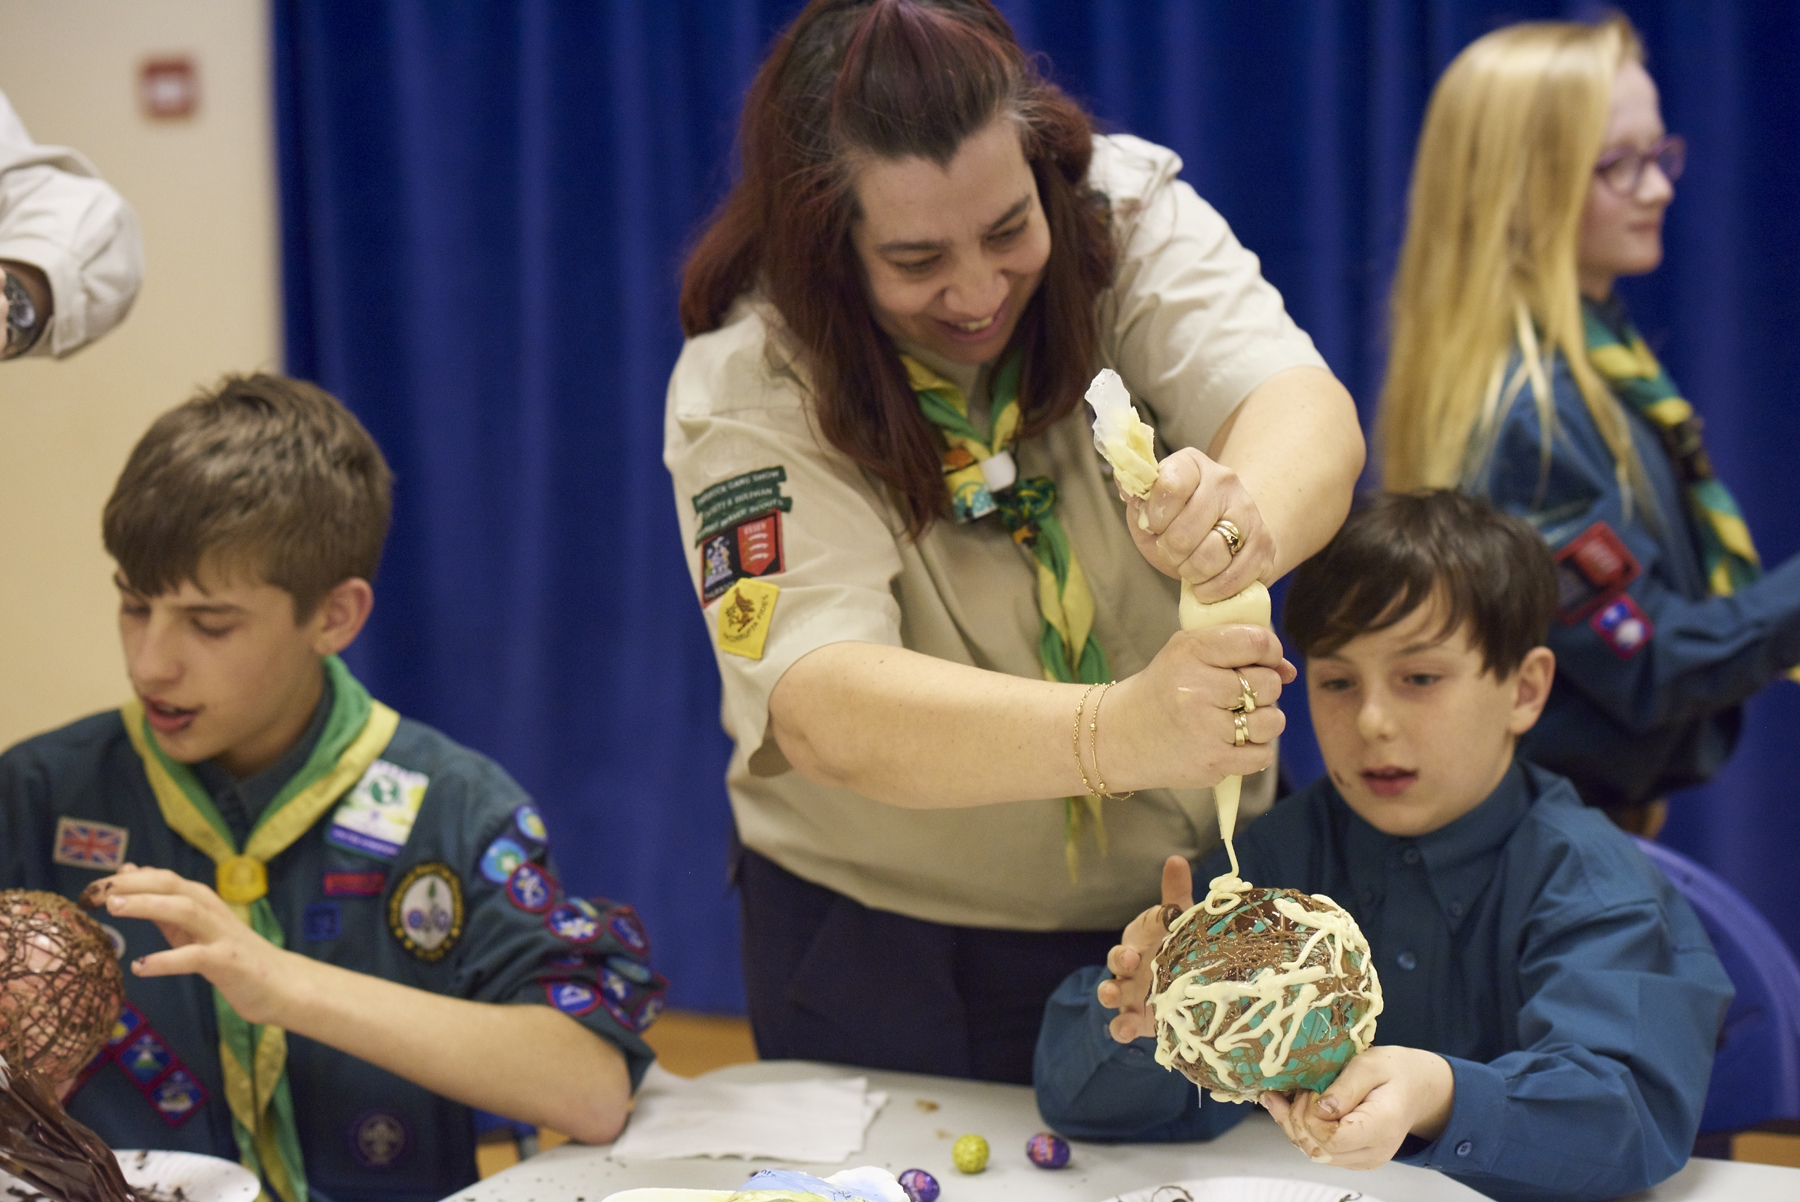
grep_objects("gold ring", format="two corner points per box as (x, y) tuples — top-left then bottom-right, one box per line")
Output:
(1214, 519), (1244, 557)
(1234, 672), (1257, 714)
(1232, 712), (1249, 747)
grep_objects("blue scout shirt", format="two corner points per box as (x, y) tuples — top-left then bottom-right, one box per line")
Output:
(0, 687), (663, 1202)
(1034, 763), (1732, 1202)
(1476, 312), (1800, 808)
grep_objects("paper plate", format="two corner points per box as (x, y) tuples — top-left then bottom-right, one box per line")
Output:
(1104, 1178), (1382, 1202)
(1, 1150), (261, 1202)
(115, 1149), (262, 1202)
(600, 1192), (731, 1202)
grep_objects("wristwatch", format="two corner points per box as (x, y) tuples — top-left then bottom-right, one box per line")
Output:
(3, 267), (44, 359)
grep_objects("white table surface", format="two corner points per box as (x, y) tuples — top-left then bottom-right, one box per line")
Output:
(451, 1061), (1800, 1202)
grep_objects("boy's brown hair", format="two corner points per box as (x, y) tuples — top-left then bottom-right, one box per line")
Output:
(102, 373), (393, 619)
(1284, 490), (1557, 677)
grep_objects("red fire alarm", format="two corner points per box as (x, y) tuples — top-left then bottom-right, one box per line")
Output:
(140, 57), (199, 120)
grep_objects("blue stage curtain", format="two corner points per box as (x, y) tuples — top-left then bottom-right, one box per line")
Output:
(275, 1), (1800, 1013)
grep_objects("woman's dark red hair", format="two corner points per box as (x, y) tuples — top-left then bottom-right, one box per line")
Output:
(680, 0), (1116, 537)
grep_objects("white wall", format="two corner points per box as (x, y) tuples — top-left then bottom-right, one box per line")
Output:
(0, 0), (280, 746)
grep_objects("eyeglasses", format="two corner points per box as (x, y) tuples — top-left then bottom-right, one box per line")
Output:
(1594, 135), (1686, 195)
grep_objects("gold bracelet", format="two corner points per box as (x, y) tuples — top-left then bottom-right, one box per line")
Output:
(1091, 681), (1136, 801)
(1072, 683), (1102, 796)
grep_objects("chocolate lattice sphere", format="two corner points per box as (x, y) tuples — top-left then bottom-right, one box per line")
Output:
(0, 890), (124, 1083)
(1149, 886), (1381, 1101)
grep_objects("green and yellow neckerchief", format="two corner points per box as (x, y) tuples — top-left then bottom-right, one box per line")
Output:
(1583, 301), (1800, 684)
(903, 351), (1112, 877)
(121, 656), (399, 1202)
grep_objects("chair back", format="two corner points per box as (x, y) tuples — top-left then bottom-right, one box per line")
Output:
(1636, 836), (1800, 1132)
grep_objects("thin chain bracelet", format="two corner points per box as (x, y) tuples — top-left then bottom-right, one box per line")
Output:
(1091, 681), (1136, 800)
(1072, 683), (1102, 796)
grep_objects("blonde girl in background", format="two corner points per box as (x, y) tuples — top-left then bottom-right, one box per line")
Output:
(1379, 15), (1800, 835)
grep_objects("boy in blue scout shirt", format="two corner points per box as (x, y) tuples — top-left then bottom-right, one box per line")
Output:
(1034, 491), (1732, 1202)
(0, 375), (665, 1202)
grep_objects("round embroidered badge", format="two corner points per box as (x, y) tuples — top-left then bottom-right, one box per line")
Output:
(350, 1111), (409, 1169)
(542, 978), (600, 1017)
(606, 954), (653, 985)
(544, 898), (601, 944)
(599, 966), (633, 1006)
(479, 836), (529, 885)
(388, 862), (464, 962)
(514, 803), (549, 845)
(504, 862), (558, 913)
(607, 907), (650, 954)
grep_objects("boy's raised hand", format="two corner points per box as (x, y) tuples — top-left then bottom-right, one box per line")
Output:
(1261, 1046), (1455, 1170)
(82, 866), (295, 1026)
(1096, 854), (1194, 1043)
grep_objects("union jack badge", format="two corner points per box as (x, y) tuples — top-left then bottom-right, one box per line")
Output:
(53, 817), (129, 871)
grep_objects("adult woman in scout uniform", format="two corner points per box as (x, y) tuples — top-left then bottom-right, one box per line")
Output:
(1380, 16), (1800, 833)
(665, 0), (1363, 1080)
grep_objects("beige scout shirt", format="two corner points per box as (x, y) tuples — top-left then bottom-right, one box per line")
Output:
(663, 134), (1327, 931)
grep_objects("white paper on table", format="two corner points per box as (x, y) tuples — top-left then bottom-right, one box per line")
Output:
(608, 1065), (888, 1163)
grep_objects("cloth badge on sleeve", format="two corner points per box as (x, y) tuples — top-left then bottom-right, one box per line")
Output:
(699, 512), (787, 603)
(323, 871), (387, 897)
(122, 1032), (173, 1084)
(303, 902), (342, 942)
(599, 966), (632, 1005)
(606, 955), (653, 985)
(350, 1112), (409, 1170)
(505, 862), (558, 913)
(543, 978), (601, 1017)
(608, 907), (651, 955)
(514, 803), (549, 845)
(479, 836), (530, 885)
(1591, 594), (1653, 659)
(692, 466), (793, 545)
(70, 1003), (208, 1128)
(634, 993), (665, 1031)
(387, 862), (464, 962)
(715, 578), (779, 660)
(53, 817), (129, 870)
(151, 1070), (206, 1125)
(545, 898), (602, 943)
(1555, 521), (1642, 623)
(327, 760), (430, 861)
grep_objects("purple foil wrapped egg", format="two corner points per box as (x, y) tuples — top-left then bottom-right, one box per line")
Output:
(1026, 1131), (1070, 1169)
(898, 1167), (940, 1202)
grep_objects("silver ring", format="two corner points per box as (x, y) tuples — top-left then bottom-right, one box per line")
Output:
(1213, 519), (1244, 557)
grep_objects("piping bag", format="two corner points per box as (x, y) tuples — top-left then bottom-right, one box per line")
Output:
(1084, 370), (1270, 864)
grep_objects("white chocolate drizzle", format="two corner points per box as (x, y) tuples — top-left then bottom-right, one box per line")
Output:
(1085, 368), (1382, 1101)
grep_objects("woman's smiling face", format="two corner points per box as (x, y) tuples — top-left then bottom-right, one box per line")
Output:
(850, 114), (1051, 367)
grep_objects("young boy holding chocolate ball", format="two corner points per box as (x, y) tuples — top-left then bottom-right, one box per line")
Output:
(0, 375), (663, 1202)
(1034, 491), (1733, 1201)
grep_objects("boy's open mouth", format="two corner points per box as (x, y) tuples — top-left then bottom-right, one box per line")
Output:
(142, 696), (198, 735)
(1360, 766), (1418, 798)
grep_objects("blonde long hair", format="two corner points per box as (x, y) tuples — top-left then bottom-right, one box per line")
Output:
(1380, 16), (1646, 505)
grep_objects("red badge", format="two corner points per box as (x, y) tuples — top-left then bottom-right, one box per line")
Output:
(1555, 522), (1640, 623)
(323, 871), (388, 897)
(736, 513), (784, 577)
(700, 511), (787, 603)
(1590, 594), (1653, 659)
